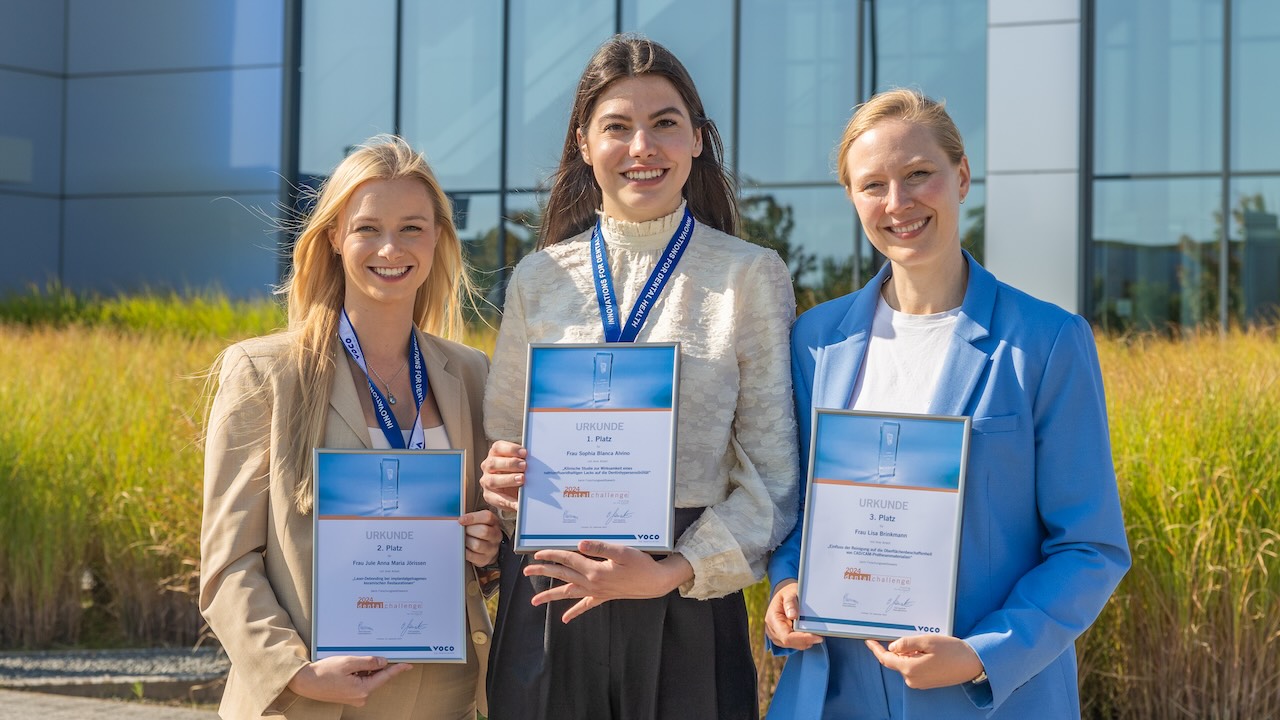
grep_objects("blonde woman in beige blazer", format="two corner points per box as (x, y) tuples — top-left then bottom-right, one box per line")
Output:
(200, 136), (500, 720)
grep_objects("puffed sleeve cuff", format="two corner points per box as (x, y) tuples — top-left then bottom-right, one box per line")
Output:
(674, 509), (759, 600)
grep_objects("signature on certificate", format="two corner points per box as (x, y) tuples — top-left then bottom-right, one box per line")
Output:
(400, 619), (426, 637)
(605, 508), (634, 524)
(884, 593), (915, 613)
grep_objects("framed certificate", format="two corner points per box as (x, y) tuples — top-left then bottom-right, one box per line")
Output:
(514, 343), (680, 553)
(795, 409), (970, 640)
(311, 448), (467, 662)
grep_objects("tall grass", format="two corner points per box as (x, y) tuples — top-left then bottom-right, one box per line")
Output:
(0, 290), (491, 648)
(0, 326), (220, 646)
(1079, 329), (1280, 719)
(3, 289), (1278, 718)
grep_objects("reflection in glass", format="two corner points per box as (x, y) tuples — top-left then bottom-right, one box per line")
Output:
(960, 183), (985, 267)
(1232, 178), (1280, 324)
(299, 0), (396, 177)
(739, 0), (857, 184)
(506, 1), (613, 190)
(1092, 179), (1221, 331)
(449, 192), (501, 316)
(869, 0), (987, 179)
(1093, 0), (1223, 175)
(740, 186), (857, 310)
(503, 191), (544, 258)
(623, 0), (734, 164)
(1231, 0), (1280, 173)
(402, 1), (503, 191)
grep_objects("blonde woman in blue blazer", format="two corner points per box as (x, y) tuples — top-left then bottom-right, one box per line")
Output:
(764, 90), (1130, 719)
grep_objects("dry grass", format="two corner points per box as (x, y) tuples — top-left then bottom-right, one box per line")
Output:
(1078, 329), (1280, 719)
(2, 293), (1277, 717)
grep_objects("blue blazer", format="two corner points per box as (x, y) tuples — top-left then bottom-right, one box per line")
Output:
(766, 254), (1130, 719)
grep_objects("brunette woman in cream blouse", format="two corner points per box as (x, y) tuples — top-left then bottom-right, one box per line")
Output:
(479, 35), (799, 720)
(200, 136), (501, 719)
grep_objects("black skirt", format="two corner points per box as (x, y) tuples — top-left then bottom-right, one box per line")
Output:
(486, 507), (759, 720)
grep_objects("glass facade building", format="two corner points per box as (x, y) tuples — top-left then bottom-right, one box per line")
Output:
(1090, 0), (1280, 330)
(294, 0), (986, 309)
(1, 0), (1276, 329)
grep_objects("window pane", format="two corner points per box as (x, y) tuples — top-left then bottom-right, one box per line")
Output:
(1094, 0), (1223, 175)
(67, 0), (283, 73)
(739, 0), (857, 184)
(0, 69), (63, 194)
(63, 193), (280, 297)
(1231, 177), (1280, 324)
(870, 0), (987, 179)
(299, 0), (396, 177)
(960, 182), (985, 266)
(503, 191), (544, 264)
(449, 192), (502, 314)
(1232, 0), (1280, 172)
(402, 0), (503, 191)
(0, 195), (59, 289)
(741, 185), (857, 310)
(0, 0), (64, 73)
(506, 0), (613, 190)
(1091, 178), (1221, 331)
(624, 0), (734, 167)
(66, 68), (281, 194)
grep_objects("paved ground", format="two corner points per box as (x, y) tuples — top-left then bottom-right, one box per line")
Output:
(0, 688), (216, 718)
(0, 648), (227, 718)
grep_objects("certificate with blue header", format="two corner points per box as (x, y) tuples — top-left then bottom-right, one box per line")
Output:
(515, 343), (679, 553)
(795, 410), (969, 640)
(312, 449), (466, 662)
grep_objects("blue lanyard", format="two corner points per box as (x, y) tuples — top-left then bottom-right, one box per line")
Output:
(591, 207), (694, 343)
(338, 309), (428, 449)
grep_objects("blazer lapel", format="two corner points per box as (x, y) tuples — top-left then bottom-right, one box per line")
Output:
(330, 341), (374, 448)
(813, 263), (890, 409)
(418, 331), (467, 452)
(928, 252), (997, 417)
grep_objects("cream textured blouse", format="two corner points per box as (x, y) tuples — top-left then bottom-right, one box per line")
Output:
(484, 203), (799, 599)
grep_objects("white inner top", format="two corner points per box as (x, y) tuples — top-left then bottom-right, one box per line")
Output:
(850, 293), (960, 414)
(367, 424), (450, 450)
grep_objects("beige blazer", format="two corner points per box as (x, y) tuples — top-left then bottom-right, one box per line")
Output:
(200, 330), (492, 719)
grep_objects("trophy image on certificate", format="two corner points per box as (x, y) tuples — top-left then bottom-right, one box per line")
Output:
(514, 343), (679, 553)
(311, 449), (467, 662)
(380, 458), (400, 512)
(795, 410), (970, 640)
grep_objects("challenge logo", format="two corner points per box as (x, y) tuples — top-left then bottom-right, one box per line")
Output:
(842, 568), (911, 586)
(356, 596), (385, 609)
(843, 567), (872, 581)
(561, 486), (629, 499)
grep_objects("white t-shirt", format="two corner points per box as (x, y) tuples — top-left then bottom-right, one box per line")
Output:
(850, 294), (960, 413)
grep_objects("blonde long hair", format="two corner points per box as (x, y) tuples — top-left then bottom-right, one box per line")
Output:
(218, 136), (476, 513)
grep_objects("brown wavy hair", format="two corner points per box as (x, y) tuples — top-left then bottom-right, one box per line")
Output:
(537, 34), (738, 249)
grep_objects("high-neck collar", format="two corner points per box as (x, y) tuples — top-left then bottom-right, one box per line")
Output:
(598, 201), (688, 250)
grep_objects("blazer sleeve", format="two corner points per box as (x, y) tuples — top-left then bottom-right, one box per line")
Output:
(963, 315), (1131, 710)
(199, 344), (310, 716)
